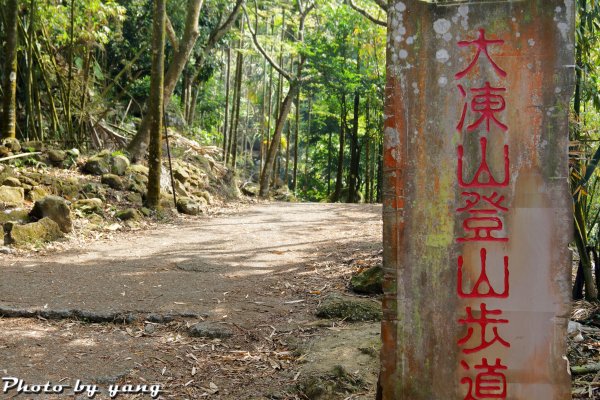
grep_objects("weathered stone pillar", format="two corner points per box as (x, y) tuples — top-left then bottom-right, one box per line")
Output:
(381, 1), (574, 399)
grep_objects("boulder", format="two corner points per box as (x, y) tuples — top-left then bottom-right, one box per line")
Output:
(5, 217), (64, 245)
(115, 208), (141, 221)
(316, 293), (382, 322)
(2, 137), (21, 152)
(0, 146), (11, 157)
(47, 150), (67, 166)
(128, 164), (149, 176)
(176, 197), (205, 215)
(350, 266), (384, 295)
(173, 166), (190, 183)
(111, 155), (130, 176)
(188, 322), (232, 339)
(125, 192), (143, 206)
(2, 177), (21, 187)
(25, 187), (49, 202)
(193, 190), (213, 205)
(0, 209), (29, 224)
(19, 175), (39, 186)
(101, 174), (124, 190)
(83, 155), (111, 176)
(73, 198), (103, 215)
(21, 140), (43, 152)
(0, 186), (24, 207)
(241, 183), (260, 197)
(29, 196), (72, 233)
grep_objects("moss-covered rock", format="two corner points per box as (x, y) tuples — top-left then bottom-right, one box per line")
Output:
(128, 164), (149, 176)
(111, 155), (130, 176)
(73, 198), (103, 215)
(0, 209), (29, 224)
(0, 186), (24, 207)
(101, 174), (124, 190)
(83, 154), (111, 175)
(176, 197), (205, 215)
(115, 208), (141, 221)
(5, 217), (64, 245)
(316, 293), (382, 322)
(29, 196), (72, 233)
(21, 140), (43, 152)
(26, 186), (49, 202)
(47, 149), (67, 167)
(350, 266), (384, 295)
(2, 177), (21, 187)
(241, 183), (260, 197)
(2, 137), (21, 153)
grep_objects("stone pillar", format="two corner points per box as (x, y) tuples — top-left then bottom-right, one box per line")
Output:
(381, 1), (574, 399)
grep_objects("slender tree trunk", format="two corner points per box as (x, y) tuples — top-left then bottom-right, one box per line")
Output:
(327, 130), (332, 197)
(259, 82), (299, 197)
(228, 32), (244, 169)
(347, 91), (360, 203)
(146, 0), (166, 209)
(222, 47), (232, 158)
(332, 94), (347, 202)
(292, 87), (300, 192)
(347, 53), (361, 203)
(128, 0), (205, 160)
(65, 0), (75, 143)
(25, 0), (37, 140)
(365, 98), (371, 204)
(2, 0), (19, 139)
(304, 97), (312, 194)
(259, 55), (268, 177)
(284, 113), (291, 185)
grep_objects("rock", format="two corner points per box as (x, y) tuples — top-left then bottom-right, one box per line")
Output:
(241, 183), (260, 197)
(26, 186), (49, 202)
(188, 322), (232, 339)
(144, 324), (156, 335)
(350, 266), (384, 295)
(0, 146), (11, 157)
(125, 192), (143, 205)
(128, 182), (147, 195)
(2, 138), (21, 152)
(316, 293), (382, 322)
(19, 175), (38, 187)
(0, 186), (24, 207)
(174, 180), (188, 197)
(176, 197), (205, 215)
(115, 208), (141, 221)
(140, 207), (152, 217)
(0, 246), (14, 254)
(2, 177), (21, 187)
(67, 148), (80, 158)
(101, 174), (124, 190)
(5, 217), (64, 245)
(29, 196), (72, 233)
(0, 209), (29, 224)
(173, 166), (190, 183)
(111, 155), (130, 176)
(128, 164), (149, 176)
(73, 198), (103, 214)
(21, 140), (43, 152)
(47, 150), (67, 166)
(193, 190), (213, 205)
(274, 186), (296, 202)
(83, 155), (111, 175)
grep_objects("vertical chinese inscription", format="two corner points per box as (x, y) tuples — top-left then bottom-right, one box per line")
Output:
(454, 28), (511, 399)
(381, 1), (574, 399)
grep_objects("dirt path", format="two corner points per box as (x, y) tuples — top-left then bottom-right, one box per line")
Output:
(0, 202), (382, 399)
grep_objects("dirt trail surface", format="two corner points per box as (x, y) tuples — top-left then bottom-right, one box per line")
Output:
(0, 203), (382, 399)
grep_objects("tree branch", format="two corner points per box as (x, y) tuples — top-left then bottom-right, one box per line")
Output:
(373, 0), (388, 12)
(346, 0), (386, 27)
(244, 3), (292, 81)
(166, 15), (179, 52)
(205, 0), (244, 53)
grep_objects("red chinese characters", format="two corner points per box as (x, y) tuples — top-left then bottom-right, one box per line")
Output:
(454, 28), (511, 400)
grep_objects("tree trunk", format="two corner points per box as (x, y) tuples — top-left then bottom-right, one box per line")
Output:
(365, 99), (371, 203)
(332, 94), (347, 202)
(145, 0), (166, 209)
(347, 91), (360, 203)
(304, 97), (312, 194)
(259, 82), (299, 197)
(128, 0), (204, 160)
(292, 87), (300, 192)
(222, 47), (232, 158)
(228, 35), (244, 169)
(2, 0), (19, 139)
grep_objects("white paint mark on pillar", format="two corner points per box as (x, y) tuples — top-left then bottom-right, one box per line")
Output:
(433, 19), (451, 35)
(436, 49), (450, 63)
